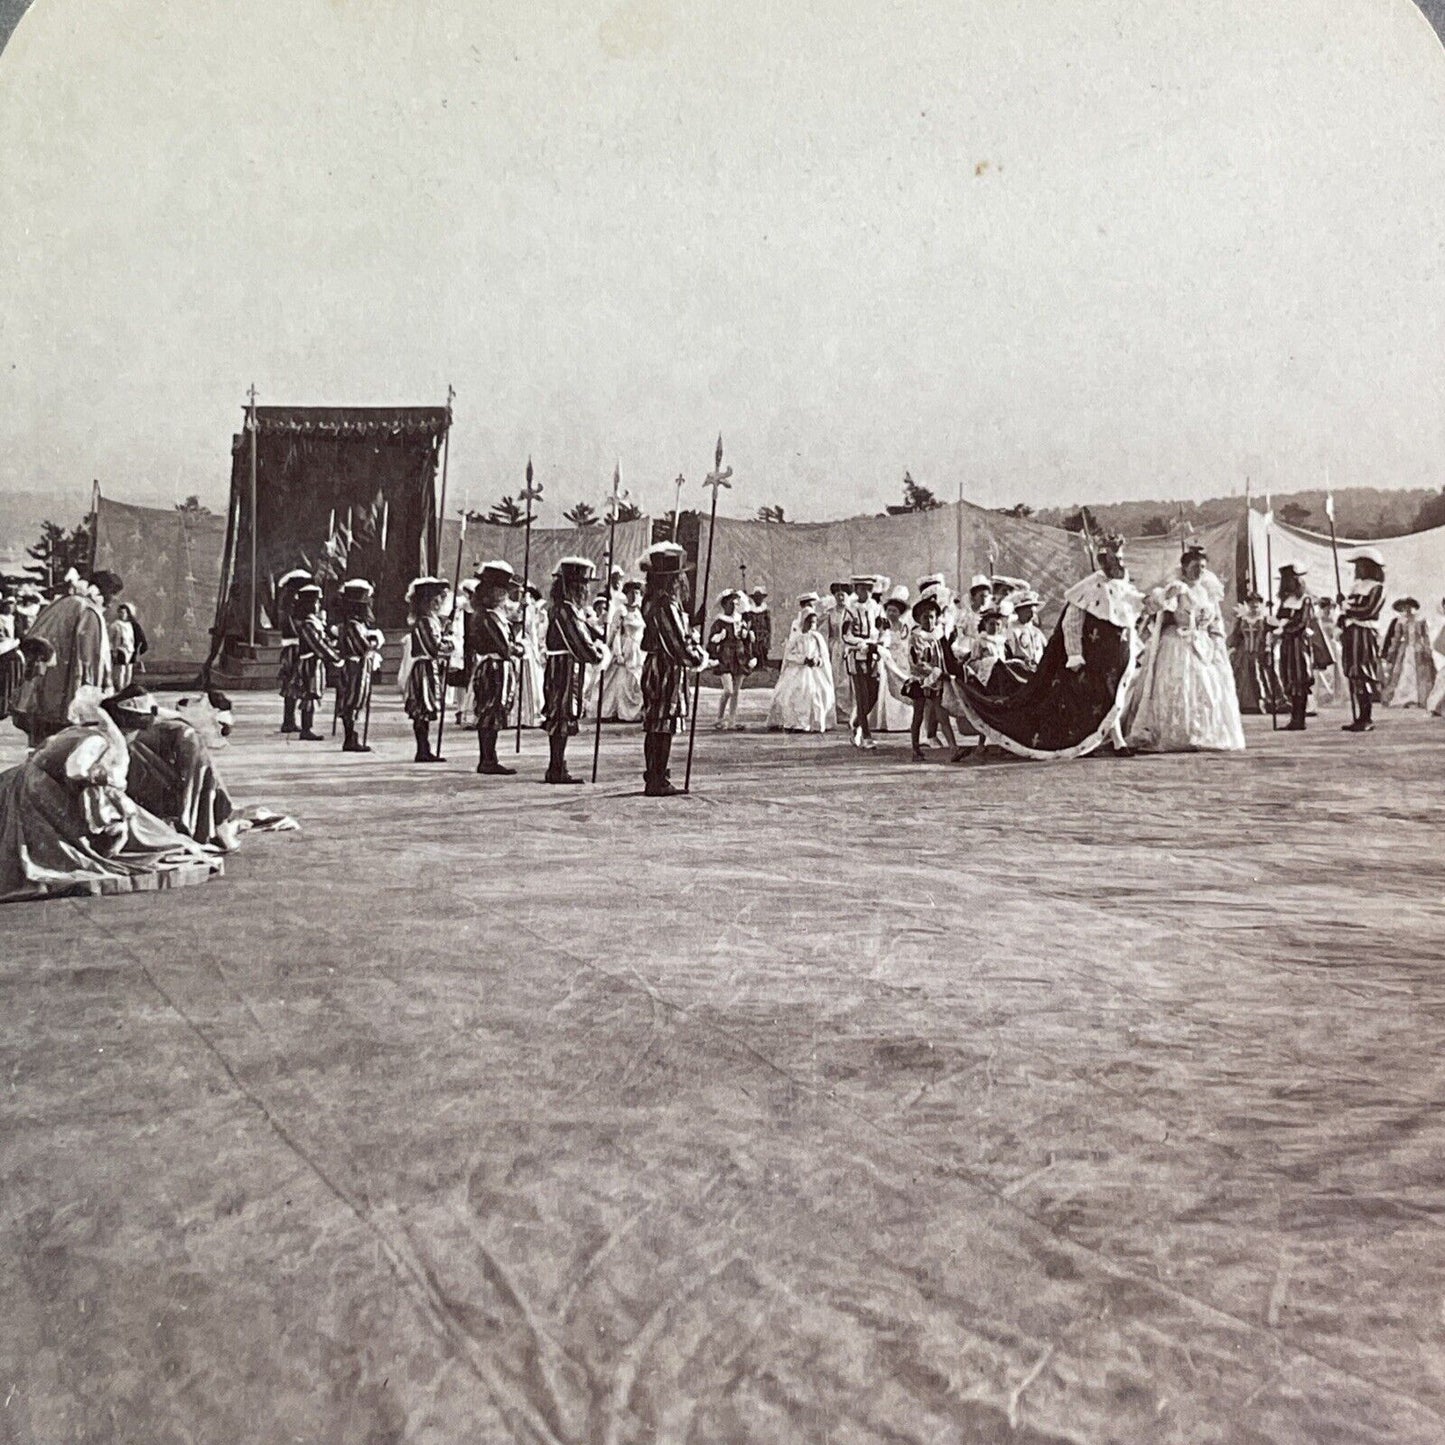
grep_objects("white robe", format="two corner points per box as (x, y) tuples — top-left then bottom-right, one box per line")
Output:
(766, 622), (834, 732)
(601, 603), (645, 722)
(1126, 570), (1245, 753)
(872, 618), (914, 731)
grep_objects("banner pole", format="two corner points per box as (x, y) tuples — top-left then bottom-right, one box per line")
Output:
(591, 464), (622, 783)
(248, 385), (258, 646)
(684, 436), (732, 793)
(516, 458), (540, 754)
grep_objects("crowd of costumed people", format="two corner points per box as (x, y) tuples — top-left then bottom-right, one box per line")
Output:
(0, 523), (1419, 902)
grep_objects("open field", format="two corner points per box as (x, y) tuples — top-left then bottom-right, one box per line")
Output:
(2, 693), (1444, 1443)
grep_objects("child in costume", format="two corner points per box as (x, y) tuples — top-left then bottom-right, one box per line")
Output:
(400, 577), (454, 762)
(542, 558), (607, 784)
(707, 589), (755, 731)
(336, 578), (384, 753)
(467, 561), (525, 776)
(639, 543), (708, 795)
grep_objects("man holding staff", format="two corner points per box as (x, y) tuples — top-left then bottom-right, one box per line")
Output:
(639, 542), (708, 796)
(468, 560), (525, 777)
(543, 557), (607, 784)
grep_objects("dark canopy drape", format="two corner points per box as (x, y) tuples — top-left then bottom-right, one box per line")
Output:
(222, 406), (448, 636)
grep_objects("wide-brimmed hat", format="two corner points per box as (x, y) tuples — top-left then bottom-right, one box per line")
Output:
(475, 560), (517, 589)
(296, 583), (323, 599)
(554, 556), (597, 580)
(912, 595), (941, 623)
(340, 577), (375, 596)
(850, 574), (877, 588)
(1395, 596), (1420, 611)
(1278, 563), (1307, 579)
(718, 588), (742, 606)
(797, 591), (819, 607)
(277, 568), (313, 592)
(749, 586), (768, 599)
(884, 584), (910, 610)
(968, 574), (992, 592)
(405, 576), (450, 605)
(1346, 547), (1384, 567)
(639, 542), (686, 575)
(918, 573), (945, 592)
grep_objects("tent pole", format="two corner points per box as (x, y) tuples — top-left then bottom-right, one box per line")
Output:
(955, 481), (963, 594)
(248, 385), (258, 646)
(435, 386), (455, 573)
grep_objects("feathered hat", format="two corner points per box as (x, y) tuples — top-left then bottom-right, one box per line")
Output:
(554, 556), (597, 579)
(475, 560), (518, 590)
(405, 575), (450, 606)
(639, 542), (686, 576)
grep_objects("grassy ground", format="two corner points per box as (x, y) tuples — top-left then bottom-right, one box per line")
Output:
(2, 691), (1443, 1444)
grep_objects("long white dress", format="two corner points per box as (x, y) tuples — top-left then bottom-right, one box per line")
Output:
(517, 599), (546, 728)
(601, 603), (645, 721)
(873, 618), (914, 732)
(766, 621), (835, 732)
(820, 598), (852, 725)
(1126, 571), (1245, 753)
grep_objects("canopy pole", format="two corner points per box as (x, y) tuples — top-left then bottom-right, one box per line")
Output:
(955, 480), (963, 594)
(247, 385), (258, 645)
(434, 385), (455, 571)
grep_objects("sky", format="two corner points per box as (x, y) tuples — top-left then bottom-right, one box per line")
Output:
(1, 0), (1444, 526)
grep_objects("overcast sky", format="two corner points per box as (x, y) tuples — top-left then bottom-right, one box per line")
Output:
(2, 0), (1444, 524)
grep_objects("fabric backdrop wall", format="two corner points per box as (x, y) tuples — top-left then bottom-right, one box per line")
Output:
(437, 516), (654, 592)
(1247, 510), (1445, 622)
(695, 502), (1245, 656)
(93, 496), (227, 670)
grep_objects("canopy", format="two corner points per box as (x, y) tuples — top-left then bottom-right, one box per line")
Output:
(222, 405), (449, 636)
(93, 496), (227, 668)
(1247, 509), (1445, 614)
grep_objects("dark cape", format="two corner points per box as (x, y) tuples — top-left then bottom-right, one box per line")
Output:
(942, 612), (1135, 759)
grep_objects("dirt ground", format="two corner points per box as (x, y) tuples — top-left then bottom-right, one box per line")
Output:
(2, 689), (1443, 1444)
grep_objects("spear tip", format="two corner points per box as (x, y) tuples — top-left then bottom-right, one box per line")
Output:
(715, 434), (724, 467)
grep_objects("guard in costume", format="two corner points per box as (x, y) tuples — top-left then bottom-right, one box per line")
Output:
(1272, 564), (1327, 731)
(336, 578), (384, 753)
(467, 560), (525, 776)
(747, 587), (772, 670)
(639, 542), (707, 796)
(401, 577), (455, 762)
(285, 584), (341, 742)
(841, 574), (884, 749)
(1339, 547), (1386, 733)
(273, 569), (313, 735)
(542, 557), (607, 784)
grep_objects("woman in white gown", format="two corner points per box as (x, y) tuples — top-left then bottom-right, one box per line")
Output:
(872, 586), (915, 733)
(766, 596), (835, 732)
(517, 587), (546, 728)
(601, 580), (645, 721)
(1126, 544), (1245, 753)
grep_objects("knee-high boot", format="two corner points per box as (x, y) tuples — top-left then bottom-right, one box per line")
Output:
(546, 732), (581, 783)
(299, 702), (321, 741)
(281, 698), (298, 734)
(413, 719), (434, 761)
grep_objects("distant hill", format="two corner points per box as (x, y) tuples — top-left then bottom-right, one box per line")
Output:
(1033, 487), (1441, 541)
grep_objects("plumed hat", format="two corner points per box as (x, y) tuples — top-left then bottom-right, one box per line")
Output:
(884, 584), (911, 609)
(1346, 547), (1384, 567)
(969, 574), (992, 591)
(475, 560), (518, 589)
(340, 577), (375, 596)
(276, 568), (313, 592)
(639, 542), (686, 576)
(554, 556), (597, 579)
(405, 576), (450, 606)
(912, 595), (941, 623)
